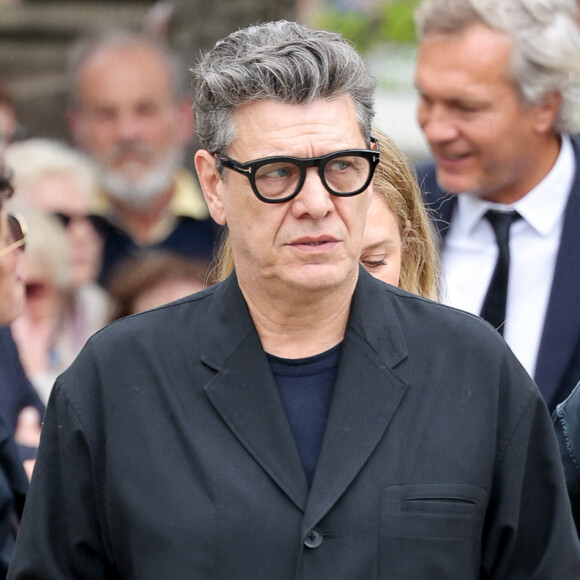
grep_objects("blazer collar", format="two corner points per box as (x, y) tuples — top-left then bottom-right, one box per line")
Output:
(201, 269), (410, 519)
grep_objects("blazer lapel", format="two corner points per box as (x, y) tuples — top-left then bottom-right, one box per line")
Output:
(201, 274), (309, 511)
(535, 139), (580, 406)
(302, 270), (409, 534)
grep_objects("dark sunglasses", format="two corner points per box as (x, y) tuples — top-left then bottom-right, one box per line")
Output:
(52, 212), (107, 232)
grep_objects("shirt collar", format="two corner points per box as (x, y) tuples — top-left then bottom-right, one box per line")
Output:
(455, 134), (575, 237)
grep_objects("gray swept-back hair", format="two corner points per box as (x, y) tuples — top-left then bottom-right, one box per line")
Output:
(415, 0), (580, 134)
(191, 20), (376, 153)
(67, 29), (187, 108)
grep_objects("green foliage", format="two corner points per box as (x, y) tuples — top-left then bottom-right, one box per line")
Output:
(314, 0), (421, 53)
(316, 10), (378, 53)
(379, 0), (420, 44)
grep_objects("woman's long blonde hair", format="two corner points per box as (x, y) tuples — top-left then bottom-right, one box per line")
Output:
(371, 128), (439, 300)
(212, 128), (439, 300)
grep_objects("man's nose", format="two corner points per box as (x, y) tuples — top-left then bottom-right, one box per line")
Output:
(418, 102), (459, 144)
(114, 112), (143, 141)
(291, 168), (335, 219)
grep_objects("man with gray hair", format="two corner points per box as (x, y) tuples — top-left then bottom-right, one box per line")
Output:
(67, 30), (219, 287)
(414, 0), (580, 412)
(8, 19), (580, 579)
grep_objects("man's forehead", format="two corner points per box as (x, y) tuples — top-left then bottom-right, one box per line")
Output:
(228, 97), (365, 155)
(78, 45), (173, 95)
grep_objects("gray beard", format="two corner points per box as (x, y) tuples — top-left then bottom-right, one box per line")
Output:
(101, 148), (183, 210)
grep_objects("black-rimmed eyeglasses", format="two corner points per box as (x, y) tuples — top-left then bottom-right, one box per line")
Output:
(215, 138), (380, 204)
(0, 214), (27, 258)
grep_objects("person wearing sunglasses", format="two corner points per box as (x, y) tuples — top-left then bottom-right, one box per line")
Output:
(0, 169), (44, 440)
(4, 139), (110, 401)
(8, 20), (580, 579)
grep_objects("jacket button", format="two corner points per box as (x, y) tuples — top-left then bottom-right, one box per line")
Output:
(304, 528), (323, 549)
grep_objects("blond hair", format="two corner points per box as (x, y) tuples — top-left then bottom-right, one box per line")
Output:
(371, 128), (439, 299)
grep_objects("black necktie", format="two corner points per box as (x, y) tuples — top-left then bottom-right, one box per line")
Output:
(479, 209), (520, 335)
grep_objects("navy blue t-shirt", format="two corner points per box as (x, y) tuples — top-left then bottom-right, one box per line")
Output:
(266, 343), (342, 485)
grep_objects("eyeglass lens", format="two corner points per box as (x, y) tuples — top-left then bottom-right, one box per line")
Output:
(254, 154), (373, 201)
(8, 214), (24, 245)
(0, 214), (26, 257)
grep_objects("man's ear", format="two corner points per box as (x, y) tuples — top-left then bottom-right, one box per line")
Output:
(533, 90), (561, 134)
(195, 149), (227, 225)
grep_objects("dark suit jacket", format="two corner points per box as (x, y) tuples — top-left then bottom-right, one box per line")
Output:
(553, 381), (580, 536)
(416, 135), (580, 411)
(0, 327), (44, 434)
(8, 270), (580, 579)
(0, 411), (28, 580)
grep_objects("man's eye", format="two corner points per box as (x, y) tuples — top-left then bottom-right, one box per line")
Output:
(327, 159), (354, 173)
(258, 164), (296, 179)
(455, 103), (483, 114)
(361, 257), (387, 269)
(137, 103), (161, 117)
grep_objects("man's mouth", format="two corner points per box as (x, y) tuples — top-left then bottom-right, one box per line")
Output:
(437, 150), (471, 162)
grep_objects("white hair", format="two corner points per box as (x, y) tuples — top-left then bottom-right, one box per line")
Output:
(5, 138), (100, 205)
(415, 0), (580, 133)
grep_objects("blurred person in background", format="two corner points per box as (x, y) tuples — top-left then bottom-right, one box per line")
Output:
(5, 139), (104, 291)
(0, 162), (35, 577)
(414, 0), (580, 411)
(6, 210), (71, 404)
(5, 139), (109, 346)
(107, 251), (211, 322)
(66, 29), (220, 288)
(0, 85), (44, 471)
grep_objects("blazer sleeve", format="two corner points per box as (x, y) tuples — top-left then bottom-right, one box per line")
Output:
(481, 359), (580, 578)
(7, 380), (118, 580)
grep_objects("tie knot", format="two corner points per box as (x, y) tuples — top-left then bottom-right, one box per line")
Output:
(484, 209), (520, 243)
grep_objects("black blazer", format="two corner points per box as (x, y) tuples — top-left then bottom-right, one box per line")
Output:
(416, 135), (580, 411)
(8, 269), (580, 578)
(553, 381), (580, 535)
(0, 327), (44, 433)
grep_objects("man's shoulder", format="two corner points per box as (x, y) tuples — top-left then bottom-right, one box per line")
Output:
(75, 284), (220, 367)
(357, 272), (510, 354)
(358, 278), (542, 425)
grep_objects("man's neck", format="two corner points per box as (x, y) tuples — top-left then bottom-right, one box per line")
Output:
(239, 274), (357, 359)
(109, 184), (174, 244)
(483, 133), (562, 204)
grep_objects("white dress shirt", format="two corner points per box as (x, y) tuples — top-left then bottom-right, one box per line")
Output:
(441, 135), (575, 378)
